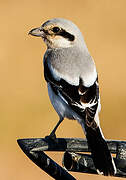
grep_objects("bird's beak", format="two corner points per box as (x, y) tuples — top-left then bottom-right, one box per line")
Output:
(28, 27), (44, 37)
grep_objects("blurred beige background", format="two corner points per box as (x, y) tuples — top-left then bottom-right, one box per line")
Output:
(0, 0), (126, 179)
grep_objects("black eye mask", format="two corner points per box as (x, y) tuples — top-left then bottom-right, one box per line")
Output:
(57, 29), (75, 41)
(43, 27), (75, 42)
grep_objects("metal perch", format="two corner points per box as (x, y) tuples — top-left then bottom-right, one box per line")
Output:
(17, 138), (126, 179)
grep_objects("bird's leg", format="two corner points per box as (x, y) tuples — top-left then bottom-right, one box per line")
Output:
(48, 117), (64, 140)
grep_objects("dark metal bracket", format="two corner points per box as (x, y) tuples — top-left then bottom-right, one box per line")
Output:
(17, 138), (126, 179)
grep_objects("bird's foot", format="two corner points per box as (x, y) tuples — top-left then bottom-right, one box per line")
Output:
(45, 132), (58, 143)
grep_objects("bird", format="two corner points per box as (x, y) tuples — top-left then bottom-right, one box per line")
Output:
(29, 18), (116, 176)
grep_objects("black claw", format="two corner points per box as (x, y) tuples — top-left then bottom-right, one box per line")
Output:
(50, 133), (57, 140)
(45, 133), (58, 143)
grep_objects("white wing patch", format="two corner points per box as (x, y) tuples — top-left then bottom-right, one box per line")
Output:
(71, 97), (97, 112)
(78, 89), (87, 95)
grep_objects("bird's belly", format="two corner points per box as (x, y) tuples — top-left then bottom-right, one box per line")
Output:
(47, 83), (82, 121)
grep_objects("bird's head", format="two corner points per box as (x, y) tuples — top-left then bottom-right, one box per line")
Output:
(29, 18), (85, 49)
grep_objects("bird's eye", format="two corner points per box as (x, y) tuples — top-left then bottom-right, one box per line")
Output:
(52, 27), (60, 33)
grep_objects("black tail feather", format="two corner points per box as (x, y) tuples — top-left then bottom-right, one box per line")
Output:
(85, 126), (116, 176)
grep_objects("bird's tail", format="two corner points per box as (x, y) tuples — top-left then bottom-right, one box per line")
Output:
(85, 125), (116, 176)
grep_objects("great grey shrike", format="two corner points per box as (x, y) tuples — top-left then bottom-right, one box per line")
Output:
(29, 18), (116, 176)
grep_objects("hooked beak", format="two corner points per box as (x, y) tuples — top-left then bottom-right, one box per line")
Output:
(28, 27), (44, 37)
